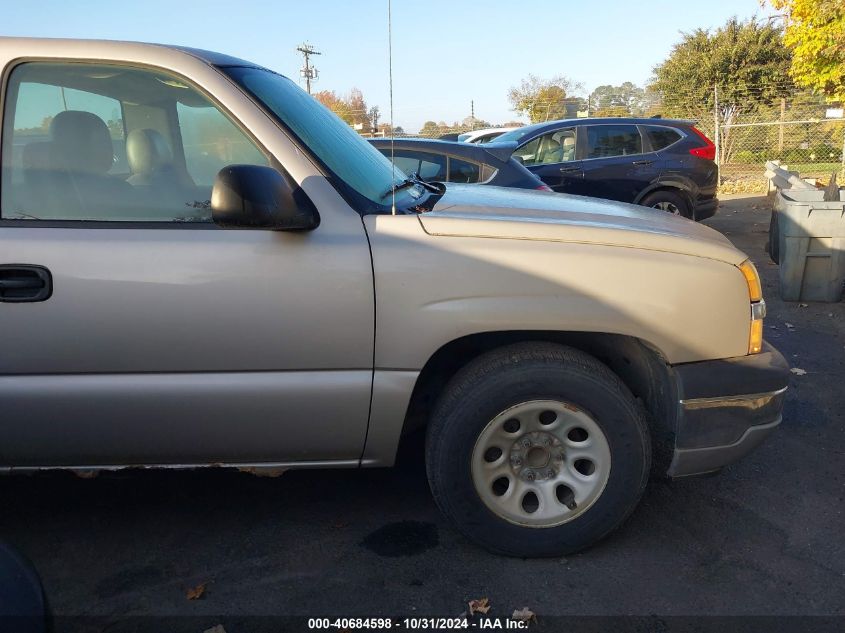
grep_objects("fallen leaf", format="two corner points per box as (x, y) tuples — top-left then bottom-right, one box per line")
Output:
(203, 626), (226, 633)
(468, 597), (490, 615)
(799, 303), (808, 308)
(785, 322), (795, 328)
(512, 608), (537, 624)
(186, 582), (207, 600)
(790, 368), (806, 376)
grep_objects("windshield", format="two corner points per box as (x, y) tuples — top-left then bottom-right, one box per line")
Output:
(223, 66), (420, 210)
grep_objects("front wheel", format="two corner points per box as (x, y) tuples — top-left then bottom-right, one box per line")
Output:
(425, 342), (651, 557)
(640, 190), (692, 219)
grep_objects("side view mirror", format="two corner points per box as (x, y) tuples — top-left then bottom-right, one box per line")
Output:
(211, 165), (319, 231)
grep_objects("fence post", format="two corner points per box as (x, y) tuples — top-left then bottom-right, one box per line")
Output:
(841, 126), (845, 179)
(713, 83), (720, 180)
(778, 98), (786, 152)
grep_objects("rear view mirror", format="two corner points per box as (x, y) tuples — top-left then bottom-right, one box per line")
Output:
(211, 165), (319, 231)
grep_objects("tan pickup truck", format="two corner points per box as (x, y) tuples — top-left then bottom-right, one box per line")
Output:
(0, 38), (789, 556)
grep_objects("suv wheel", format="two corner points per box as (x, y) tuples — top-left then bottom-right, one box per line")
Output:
(640, 190), (691, 218)
(425, 342), (651, 557)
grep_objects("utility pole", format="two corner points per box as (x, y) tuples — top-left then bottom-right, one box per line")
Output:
(470, 100), (475, 130)
(296, 43), (321, 94)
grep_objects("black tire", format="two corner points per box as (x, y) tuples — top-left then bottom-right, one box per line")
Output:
(640, 190), (692, 219)
(425, 342), (651, 557)
(768, 209), (780, 264)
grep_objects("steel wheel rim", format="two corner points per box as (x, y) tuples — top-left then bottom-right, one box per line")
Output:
(652, 201), (680, 214)
(471, 400), (612, 528)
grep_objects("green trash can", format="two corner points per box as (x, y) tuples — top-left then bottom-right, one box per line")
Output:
(774, 188), (845, 302)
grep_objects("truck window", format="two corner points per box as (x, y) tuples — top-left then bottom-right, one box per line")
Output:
(177, 102), (267, 187)
(1, 62), (268, 223)
(8, 83), (126, 182)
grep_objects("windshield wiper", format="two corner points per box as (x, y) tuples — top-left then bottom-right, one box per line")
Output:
(380, 172), (440, 200)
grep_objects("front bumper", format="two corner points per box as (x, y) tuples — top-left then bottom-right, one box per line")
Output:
(667, 341), (789, 477)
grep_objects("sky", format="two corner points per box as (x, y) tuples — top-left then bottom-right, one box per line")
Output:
(2, 0), (777, 132)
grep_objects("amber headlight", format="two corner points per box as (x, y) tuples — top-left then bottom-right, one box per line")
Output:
(739, 260), (765, 354)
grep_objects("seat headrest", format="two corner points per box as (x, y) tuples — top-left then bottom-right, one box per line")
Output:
(126, 128), (173, 175)
(50, 110), (114, 174)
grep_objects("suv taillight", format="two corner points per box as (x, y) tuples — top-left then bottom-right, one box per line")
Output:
(688, 127), (716, 161)
(536, 183), (553, 192)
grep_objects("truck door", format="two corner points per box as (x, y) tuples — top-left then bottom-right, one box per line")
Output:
(0, 58), (374, 468)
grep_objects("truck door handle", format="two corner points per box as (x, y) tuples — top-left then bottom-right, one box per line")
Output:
(632, 160), (654, 166)
(559, 166), (581, 173)
(0, 265), (52, 302)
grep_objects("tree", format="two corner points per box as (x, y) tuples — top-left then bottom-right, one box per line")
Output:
(313, 90), (354, 124)
(768, 0), (845, 102)
(508, 74), (583, 123)
(314, 88), (375, 132)
(347, 88), (369, 128)
(377, 123), (403, 136)
(458, 116), (492, 131)
(588, 82), (652, 116)
(368, 106), (380, 133)
(419, 121), (441, 137)
(650, 17), (793, 163)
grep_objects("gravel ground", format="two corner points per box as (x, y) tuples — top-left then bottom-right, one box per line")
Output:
(0, 194), (843, 630)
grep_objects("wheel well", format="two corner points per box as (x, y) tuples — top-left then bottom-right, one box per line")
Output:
(402, 331), (678, 471)
(638, 186), (693, 208)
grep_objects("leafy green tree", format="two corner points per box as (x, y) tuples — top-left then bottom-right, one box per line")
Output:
(508, 74), (582, 123)
(589, 82), (651, 116)
(769, 0), (844, 102)
(650, 17), (793, 163)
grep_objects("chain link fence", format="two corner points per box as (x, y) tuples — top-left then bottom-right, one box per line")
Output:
(632, 84), (845, 191)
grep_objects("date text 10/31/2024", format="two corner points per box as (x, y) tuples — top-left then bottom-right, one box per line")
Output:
(307, 618), (530, 630)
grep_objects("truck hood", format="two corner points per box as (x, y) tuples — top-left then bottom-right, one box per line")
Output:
(418, 185), (745, 264)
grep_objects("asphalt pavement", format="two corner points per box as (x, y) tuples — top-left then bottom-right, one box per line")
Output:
(0, 194), (843, 629)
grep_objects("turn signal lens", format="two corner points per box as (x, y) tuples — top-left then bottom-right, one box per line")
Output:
(749, 318), (764, 355)
(739, 260), (763, 302)
(740, 259), (765, 354)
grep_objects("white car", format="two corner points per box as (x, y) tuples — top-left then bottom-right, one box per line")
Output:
(457, 127), (520, 144)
